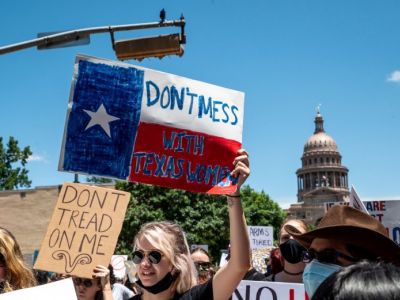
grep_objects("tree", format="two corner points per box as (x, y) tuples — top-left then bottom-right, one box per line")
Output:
(0, 136), (32, 190)
(240, 185), (286, 241)
(114, 182), (285, 262)
(86, 176), (114, 184)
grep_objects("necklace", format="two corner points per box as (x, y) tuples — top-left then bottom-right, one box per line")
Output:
(283, 269), (303, 276)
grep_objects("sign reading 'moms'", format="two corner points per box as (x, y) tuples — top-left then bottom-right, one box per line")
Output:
(59, 55), (245, 194)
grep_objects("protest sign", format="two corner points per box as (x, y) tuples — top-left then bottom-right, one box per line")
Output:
(325, 193), (400, 246)
(232, 280), (308, 300)
(349, 186), (369, 215)
(248, 226), (273, 249)
(0, 278), (77, 300)
(111, 254), (128, 279)
(251, 247), (274, 273)
(59, 55), (245, 194)
(190, 244), (209, 252)
(34, 183), (130, 278)
(219, 250), (229, 267)
(324, 201), (349, 212)
(365, 200), (400, 245)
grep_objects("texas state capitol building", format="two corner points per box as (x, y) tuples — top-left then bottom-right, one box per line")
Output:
(286, 111), (349, 224)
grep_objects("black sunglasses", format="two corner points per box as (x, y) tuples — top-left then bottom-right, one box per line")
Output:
(302, 248), (358, 265)
(194, 261), (212, 271)
(73, 277), (93, 288)
(132, 250), (163, 265)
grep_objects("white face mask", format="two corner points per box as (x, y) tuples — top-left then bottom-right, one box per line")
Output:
(303, 260), (341, 298)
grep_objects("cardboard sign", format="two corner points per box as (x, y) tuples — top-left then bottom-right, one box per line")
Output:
(365, 200), (400, 245)
(232, 280), (308, 300)
(34, 183), (130, 278)
(248, 226), (273, 249)
(0, 278), (77, 300)
(59, 55), (245, 194)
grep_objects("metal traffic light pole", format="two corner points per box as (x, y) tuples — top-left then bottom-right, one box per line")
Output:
(0, 10), (185, 60)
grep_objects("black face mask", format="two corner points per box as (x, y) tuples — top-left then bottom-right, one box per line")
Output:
(136, 272), (178, 294)
(279, 239), (306, 264)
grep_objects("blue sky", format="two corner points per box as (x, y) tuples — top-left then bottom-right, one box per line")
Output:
(1, 1), (399, 208)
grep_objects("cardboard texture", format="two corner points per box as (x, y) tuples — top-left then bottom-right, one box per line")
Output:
(34, 182), (130, 278)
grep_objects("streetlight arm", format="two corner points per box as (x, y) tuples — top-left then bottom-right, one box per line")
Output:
(0, 19), (185, 55)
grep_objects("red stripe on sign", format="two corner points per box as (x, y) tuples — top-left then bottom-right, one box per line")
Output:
(129, 122), (241, 194)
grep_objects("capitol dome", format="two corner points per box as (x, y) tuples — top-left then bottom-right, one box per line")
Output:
(304, 132), (338, 152)
(295, 111), (349, 208)
(303, 112), (338, 153)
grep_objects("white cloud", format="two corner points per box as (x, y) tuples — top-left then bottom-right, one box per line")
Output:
(28, 154), (47, 162)
(387, 70), (400, 83)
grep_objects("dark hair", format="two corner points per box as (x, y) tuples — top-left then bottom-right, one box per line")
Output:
(33, 270), (49, 285)
(108, 264), (116, 285)
(190, 247), (211, 260)
(312, 260), (400, 300)
(94, 277), (103, 300)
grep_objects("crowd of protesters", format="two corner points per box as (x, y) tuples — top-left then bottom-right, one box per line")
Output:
(1, 150), (400, 299)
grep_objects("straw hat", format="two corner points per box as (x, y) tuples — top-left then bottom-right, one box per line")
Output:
(285, 205), (400, 264)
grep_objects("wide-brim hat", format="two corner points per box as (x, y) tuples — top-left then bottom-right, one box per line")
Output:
(285, 205), (400, 264)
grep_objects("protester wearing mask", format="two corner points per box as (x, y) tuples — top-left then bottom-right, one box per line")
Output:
(128, 149), (251, 300)
(267, 219), (308, 282)
(285, 205), (400, 298)
(311, 260), (400, 300)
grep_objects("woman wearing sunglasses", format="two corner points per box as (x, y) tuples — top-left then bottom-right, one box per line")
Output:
(190, 247), (214, 284)
(129, 149), (251, 300)
(73, 265), (113, 300)
(0, 227), (36, 294)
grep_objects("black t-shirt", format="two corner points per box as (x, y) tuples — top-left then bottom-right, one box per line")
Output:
(129, 279), (213, 300)
(242, 268), (270, 281)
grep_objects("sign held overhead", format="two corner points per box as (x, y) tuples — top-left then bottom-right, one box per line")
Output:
(59, 55), (245, 194)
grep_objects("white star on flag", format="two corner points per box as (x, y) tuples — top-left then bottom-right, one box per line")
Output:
(83, 103), (120, 138)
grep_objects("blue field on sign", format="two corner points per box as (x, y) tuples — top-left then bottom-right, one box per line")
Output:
(62, 60), (144, 178)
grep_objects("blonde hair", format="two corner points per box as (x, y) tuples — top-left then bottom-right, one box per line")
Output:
(134, 221), (197, 294)
(0, 227), (36, 292)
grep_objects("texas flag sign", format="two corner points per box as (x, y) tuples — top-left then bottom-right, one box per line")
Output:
(59, 55), (245, 194)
